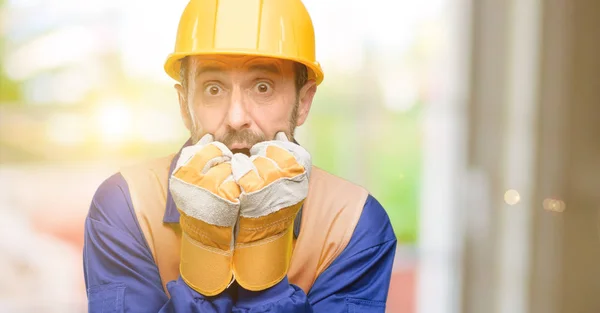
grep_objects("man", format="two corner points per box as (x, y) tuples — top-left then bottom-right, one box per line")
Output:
(83, 0), (397, 312)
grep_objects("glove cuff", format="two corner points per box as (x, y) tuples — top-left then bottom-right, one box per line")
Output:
(180, 216), (235, 296)
(232, 224), (295, 291)
(232, 201), (303, 291)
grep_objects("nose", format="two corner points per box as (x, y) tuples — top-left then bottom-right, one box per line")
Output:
(225, 87), (251, 131)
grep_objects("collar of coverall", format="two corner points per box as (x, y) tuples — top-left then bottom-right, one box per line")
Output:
(163, 137), (303, 239)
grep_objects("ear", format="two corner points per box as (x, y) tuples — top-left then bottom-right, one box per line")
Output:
(295, 80), (317, 127)
(175, 83), (192, 132)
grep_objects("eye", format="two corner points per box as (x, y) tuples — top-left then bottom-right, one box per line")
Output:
(254, 82), (271, 94)
(204, 84), (223, 96)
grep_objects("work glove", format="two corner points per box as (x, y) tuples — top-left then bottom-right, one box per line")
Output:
(230, 132), (311, 291)
(169, 134), (241, 296)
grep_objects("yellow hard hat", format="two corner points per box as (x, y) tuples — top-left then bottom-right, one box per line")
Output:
(164, 0), (324, 85)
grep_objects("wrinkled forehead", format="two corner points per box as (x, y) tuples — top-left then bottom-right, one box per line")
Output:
(188, 54), (295, 77)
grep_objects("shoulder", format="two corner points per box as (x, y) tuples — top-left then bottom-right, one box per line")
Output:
(354, 195), (397, 248)
(307, 167), (396, 249)
(328, 194), (396, 268)
(304, 167), (369, 231)
(87, 154), (174, 233)
(309, 167), (392, 219)
(118, 155), (175, 197)
(310, 168), (396, 247)
(86, 155), (175, 241)
(306, 167), (369, 210)
(87, 173), (140, 238)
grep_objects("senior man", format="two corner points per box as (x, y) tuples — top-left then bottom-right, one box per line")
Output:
(83, 0), (397, 312)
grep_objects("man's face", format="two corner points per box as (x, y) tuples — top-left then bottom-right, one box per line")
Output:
(175, 55), (317, 155)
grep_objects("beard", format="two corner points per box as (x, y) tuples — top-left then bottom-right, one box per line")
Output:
(219, 129), (266, 155)
(188, 101), (299, 155)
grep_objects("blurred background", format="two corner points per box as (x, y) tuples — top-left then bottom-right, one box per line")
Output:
(0, 0), (598, 312)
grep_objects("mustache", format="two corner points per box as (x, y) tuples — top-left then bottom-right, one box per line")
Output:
(219, 129), (266, 148)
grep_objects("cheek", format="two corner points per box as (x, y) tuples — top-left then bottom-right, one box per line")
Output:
(250, 102), (294, 134)
(190, 103), (228, 132)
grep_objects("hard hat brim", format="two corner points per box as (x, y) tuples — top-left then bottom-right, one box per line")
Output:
(164, 50), (324, 86)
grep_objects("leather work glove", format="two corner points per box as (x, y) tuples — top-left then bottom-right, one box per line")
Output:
(230, 132), (312, 291)
(169, 134), (241, 296)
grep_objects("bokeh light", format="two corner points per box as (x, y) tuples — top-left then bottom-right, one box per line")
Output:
(543, 198), (566, 213)
(504, 189), (521, 206)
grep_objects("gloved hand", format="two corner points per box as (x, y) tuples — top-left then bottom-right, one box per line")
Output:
(230, 132), (312, 291)
(169, 134), (241, 296)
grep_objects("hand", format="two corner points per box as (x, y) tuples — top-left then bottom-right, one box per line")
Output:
(230, 132), (312, 291)
(169, 134), (241, 296)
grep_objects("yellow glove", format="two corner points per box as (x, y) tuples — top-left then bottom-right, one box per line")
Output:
(230, 132), (311, 291)
(169, 134), (241, 296)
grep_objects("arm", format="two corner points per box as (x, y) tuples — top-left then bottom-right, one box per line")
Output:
(231, 195), (397, 312)
(83, 173), (234, 313)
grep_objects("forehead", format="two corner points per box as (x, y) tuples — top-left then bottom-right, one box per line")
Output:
(189, 55), (295, 76)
